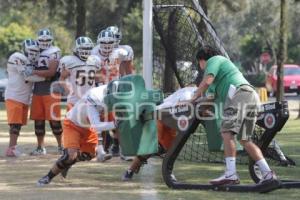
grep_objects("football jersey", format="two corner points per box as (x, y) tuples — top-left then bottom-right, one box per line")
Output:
(66, 85), (115, 133)
(5, 52), (33, 105)
(33, 46), (61, 95)
(58, 54), (101, 105)
(92, 45), (127, 84)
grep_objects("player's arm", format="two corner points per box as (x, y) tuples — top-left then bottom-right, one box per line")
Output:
(87, 105), (115, 136)
(24, 74), (46, 82)
(190, 74), (214, 102)
(32, 59), (59, 78)
(58, 67), (71, 94)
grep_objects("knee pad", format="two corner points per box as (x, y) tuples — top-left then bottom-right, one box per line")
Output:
(49, 120), (62, 136)
(34, 120), (45, 136)
(9, 124), (22, 135)
(77, 152), (94, 161)
(56, 149), (77, 170)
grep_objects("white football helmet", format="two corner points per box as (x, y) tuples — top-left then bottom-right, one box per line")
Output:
(106, 26), (122, 48)
(22, 39), (40, 63)
(37, 28), (53, 50)
(74, 36), (94, 61)
(97, 30), (115, 56)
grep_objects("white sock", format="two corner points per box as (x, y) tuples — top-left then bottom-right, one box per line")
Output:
(225, 157), (236, 175)
(256, 158), (271, 176)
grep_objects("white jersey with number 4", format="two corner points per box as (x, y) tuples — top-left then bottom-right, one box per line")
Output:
(66, 85), (115, 133)
(59, 55), (101, 105)
(5, 52), (33, 104)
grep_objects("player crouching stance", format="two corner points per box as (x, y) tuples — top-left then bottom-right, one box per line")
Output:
(37, 85), (116, 186)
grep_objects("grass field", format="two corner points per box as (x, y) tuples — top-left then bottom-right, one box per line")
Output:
(0, 102), (300, 200)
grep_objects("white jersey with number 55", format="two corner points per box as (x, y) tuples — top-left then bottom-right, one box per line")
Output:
(59, 54), (101, 105)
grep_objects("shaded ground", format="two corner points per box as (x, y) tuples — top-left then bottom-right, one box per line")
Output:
(0, 103), (300, 200)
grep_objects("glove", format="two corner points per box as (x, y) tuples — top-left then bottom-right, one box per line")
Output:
(22, 65), (34, 77)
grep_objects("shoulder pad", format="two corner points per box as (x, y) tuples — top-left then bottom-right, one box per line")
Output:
(86, 55), (101, 69)
(59, 55), (81, 70)
(41, 46), (61, 57)
(8, 52), (28, 66)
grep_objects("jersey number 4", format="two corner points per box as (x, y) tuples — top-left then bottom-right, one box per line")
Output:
(75, 70), (96, 86)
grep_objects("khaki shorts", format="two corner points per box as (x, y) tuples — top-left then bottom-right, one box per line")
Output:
(221, 85), (260, 141)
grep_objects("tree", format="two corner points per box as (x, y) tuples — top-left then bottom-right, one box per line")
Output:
(76, 0), (86, 38)
(276, 0), (288, 101)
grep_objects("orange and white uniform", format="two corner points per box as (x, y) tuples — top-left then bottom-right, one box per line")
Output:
(58, 54), (101, 108)
(30, 46), (61, 120)
(5, 52), (45, 125)
(91, 45), (131, 84)
(63, 85), (115, 154)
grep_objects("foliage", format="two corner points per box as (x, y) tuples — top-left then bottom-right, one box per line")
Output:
(0, 23), (35, 60)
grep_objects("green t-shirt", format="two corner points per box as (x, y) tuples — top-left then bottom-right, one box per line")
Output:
(204, 55), (249, 104)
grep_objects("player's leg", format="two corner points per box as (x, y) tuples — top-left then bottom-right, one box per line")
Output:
(49, 120), (63, 153)
(37, 148), (78, 186)
(45, 94), (63, 152)
(122, 155), (150, 181)
(30, 120), (47, 155)
(5, 99), (27, 157)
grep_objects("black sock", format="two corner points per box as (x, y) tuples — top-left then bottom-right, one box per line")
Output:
(47, 170), (56, 180)
(113, 138), (119, 146)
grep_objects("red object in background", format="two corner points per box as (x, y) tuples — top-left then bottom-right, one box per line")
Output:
(260, 52), (271, 64)
(265, 64), (300, 95)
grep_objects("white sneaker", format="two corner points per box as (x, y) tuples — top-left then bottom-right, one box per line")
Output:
(210, 172), (240, 185)
(96, 145), (112, 162)
(259, 171), (277, 184)
(5, 145), (22, 157)
(30, 147), (47, 156)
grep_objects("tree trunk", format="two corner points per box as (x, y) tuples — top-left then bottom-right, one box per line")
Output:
(76, 0), (86, 38)
(65, 0), (75, 30)
(276, 0), (288, 102)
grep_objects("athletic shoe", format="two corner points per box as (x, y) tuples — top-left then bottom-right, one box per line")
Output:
(97, 152), (112, 162)
(120, 153), (134, 162)
(259, 171), (277, 184)
(30, 147), (47, 156)
(110, 144), (120, 157)
(210, 172), (240, 185)
(122, 169), (134, 181)
(5, 145), (22, 157)
(37, 175), (51, 186)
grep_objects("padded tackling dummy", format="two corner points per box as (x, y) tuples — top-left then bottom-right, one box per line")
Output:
(104, 75), (163, 156)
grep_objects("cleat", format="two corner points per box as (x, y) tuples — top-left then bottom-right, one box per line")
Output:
(30, 147), (47, 156)
(97, 152), (112, 162)
(122, 170), (134, 181)
(37, 175), (51, 186)
(5, 145), (22, 157)
(210, 173), (240, 186)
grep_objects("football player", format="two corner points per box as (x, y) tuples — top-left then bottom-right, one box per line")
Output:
(5, 39), (45, 157)
(58, 36), (101, 110)
(37, 85), (116, 186)
(106, 25), (135, 76)
(26, 28), (63, 155)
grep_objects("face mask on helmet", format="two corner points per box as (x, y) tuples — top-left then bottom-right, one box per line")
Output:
(74, 36), (94, 61)
(97, 30), (115, 56)
(22, 39), (40, 63)
(37, 28), (53, 50)
(106, 26), (122, 48)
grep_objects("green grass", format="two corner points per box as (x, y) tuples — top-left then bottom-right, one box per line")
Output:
(0, 102), (300, 200)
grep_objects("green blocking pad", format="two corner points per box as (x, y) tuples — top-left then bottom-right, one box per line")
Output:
(104, 75), (163, 156)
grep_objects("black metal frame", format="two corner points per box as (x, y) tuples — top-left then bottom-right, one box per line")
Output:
(161, 101), (300, 193)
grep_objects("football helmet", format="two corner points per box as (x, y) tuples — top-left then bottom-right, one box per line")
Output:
(106, 26), (122, 47)
(37, 28), (53, 50)
(22, 39), (40, 63)
(97, 30), (115, 56)
(74, 36), (94, 61)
